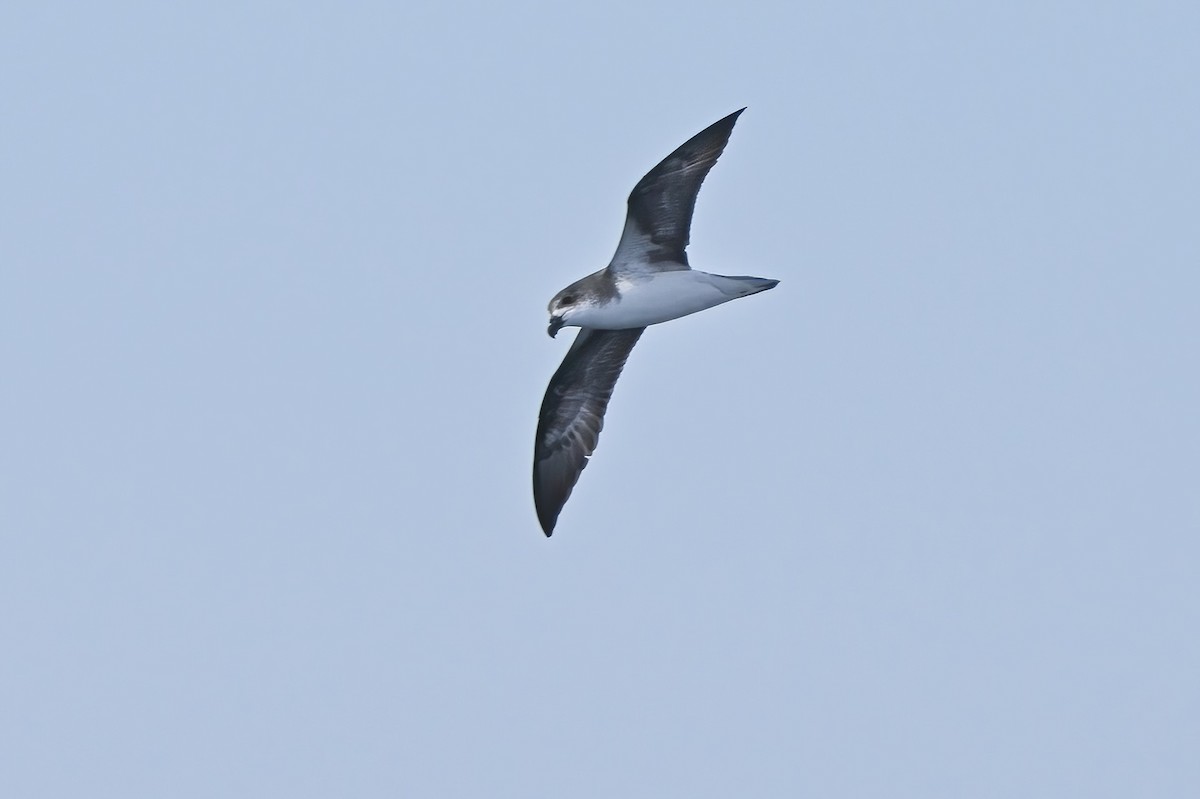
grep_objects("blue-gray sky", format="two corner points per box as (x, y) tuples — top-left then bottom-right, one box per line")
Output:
(2, 2), (1197, 796)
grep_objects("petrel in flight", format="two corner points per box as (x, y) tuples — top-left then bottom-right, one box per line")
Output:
(533, 108), (779, 536)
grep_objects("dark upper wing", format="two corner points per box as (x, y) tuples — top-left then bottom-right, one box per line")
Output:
(607, 108), (745, 276)
(533, 327), (645, 536)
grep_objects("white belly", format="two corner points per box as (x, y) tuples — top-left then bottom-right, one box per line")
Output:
(573, 271), (775, 330)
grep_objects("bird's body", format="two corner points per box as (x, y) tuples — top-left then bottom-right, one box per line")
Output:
(560, 269), (779, 330)
(533, 108), (779, 536)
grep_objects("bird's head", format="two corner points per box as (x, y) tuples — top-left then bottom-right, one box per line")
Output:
(546, 280), (595, 338)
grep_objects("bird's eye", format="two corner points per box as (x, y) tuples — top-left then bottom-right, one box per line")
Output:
(560, 295), (575, 306)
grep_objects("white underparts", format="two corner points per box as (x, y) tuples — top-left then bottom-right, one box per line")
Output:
(568, 271), (777, 330)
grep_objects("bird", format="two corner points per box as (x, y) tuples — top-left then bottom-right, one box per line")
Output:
(533, 108), (779, 536)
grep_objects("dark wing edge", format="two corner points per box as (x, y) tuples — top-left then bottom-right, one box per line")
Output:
(533, 327), (645, 536)
(608, 108), (746, 273)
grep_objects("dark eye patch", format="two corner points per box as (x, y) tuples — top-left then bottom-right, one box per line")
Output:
(560, 295), (575, 306)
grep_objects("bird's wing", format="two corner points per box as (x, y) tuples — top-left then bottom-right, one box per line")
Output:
(533, 327), (645, 536)
(606, 108), (745, 277)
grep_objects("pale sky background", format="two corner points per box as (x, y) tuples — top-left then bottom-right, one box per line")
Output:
(2, 2), (1197, 796)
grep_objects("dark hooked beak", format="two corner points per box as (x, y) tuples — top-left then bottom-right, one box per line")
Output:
(547, 315), (565, 338)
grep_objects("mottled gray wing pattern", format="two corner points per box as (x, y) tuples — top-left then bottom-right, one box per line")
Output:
(607, 108), (745, 276)
(534, 327), (645, 536)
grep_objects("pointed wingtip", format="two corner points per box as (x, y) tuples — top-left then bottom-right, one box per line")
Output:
(695, 109), (746, 142)
(718, 108), (746, 129)
(535, 484), (560, 536)
(535, 493), (560, 536)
